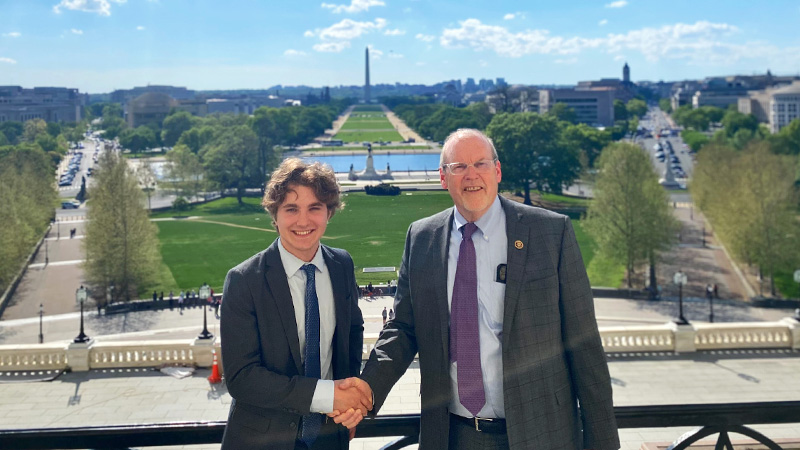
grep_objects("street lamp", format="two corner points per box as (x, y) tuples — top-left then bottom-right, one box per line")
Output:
(673, 271), (689, 325)
(38, 304), (44, 344)
(197, 282), (213, 340)
(74, 285), (90, 343)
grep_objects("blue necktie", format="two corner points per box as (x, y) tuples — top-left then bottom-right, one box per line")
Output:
(450, 222), (486, 416)
(301, 264), (322, 447)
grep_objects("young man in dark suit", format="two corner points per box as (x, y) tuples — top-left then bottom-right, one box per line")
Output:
(220, 158), (370, 450)
(335, 129), (619, 450)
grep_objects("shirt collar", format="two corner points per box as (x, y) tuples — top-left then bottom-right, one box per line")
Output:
(277, 238), (326, 278)
(453, 195), (502, 238)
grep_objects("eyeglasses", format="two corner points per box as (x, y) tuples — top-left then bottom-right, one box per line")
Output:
(441, 158), (497, 175)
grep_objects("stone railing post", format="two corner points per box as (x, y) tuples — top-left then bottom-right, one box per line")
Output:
(782, 317), (800, 350)
(669, 322), (696, 353)
(66, 340), (93, 372)
(192, 337), (216, 367)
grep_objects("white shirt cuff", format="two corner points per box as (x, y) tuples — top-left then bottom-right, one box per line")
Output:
(309, 379), (334, 414)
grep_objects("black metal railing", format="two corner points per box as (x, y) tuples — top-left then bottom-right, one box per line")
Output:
(1, 401), (799, 450)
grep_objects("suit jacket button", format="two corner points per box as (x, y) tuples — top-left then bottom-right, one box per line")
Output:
(289, 422), (297, 430)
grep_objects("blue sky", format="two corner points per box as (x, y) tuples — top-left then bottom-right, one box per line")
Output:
(1, 0), (799, 93)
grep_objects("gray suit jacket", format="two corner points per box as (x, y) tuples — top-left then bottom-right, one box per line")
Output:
(220, 240), (364, 450)
(360, 196), (619, 450)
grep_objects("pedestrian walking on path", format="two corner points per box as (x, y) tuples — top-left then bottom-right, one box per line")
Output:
(382, 306), (388, 325)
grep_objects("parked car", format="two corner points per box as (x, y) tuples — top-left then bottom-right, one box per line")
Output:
(61, 200), (81, 209)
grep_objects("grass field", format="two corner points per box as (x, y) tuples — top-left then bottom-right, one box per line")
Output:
(152, 192), (624, 291)
(302, 145), (431, 152)
(351, 105), (384, 112)
(347, 113), (386, 119)
(334, 130), (405, 143)
(339, 120), (396, 131)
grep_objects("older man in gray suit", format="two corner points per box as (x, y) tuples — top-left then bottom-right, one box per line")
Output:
(335, 129), (619, 450)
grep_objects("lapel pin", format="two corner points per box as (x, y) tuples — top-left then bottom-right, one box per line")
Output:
(514, 240), (524, 249)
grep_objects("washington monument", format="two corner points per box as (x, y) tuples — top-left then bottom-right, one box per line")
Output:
(364, 46), (371, 103)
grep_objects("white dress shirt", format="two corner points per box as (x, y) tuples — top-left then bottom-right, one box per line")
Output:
(447, 196), (507, 418)
(277, 239), (336, 414)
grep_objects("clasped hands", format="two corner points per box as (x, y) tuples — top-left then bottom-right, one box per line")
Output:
(328, 377), (373, 429)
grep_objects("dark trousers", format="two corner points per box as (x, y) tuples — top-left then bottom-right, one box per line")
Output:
(448, 414), (509, 450)
(294, 417), (347, 450)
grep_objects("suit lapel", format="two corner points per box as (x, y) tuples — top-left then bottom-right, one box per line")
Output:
(500, 197), (530, 350)
(322, 245), (348, 377)
(263, 241), (303, 374)
(435, 209), (455, 361)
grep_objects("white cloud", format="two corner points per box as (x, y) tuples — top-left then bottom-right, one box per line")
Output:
(368, 46), (384, 59)
(309, 18), (387, 52)
(0, 57), (17, 64)
(304, 30), (315, 38)
(388, 52), (404, 58)
(439, 18), (762, 65)
(313, 41), (351, 52)
(53, 0), (125, 16)
(284, 49), (308, 56)
(599, 19), (608, 26)
(479, 60), (488, 67)
(321, 0), (385, 14)
(415, 61), (426, 66)
(136, 25), (145, 31)
(384, 28), (405, 36)
(605, 0), (627, 8)
(555, 57), (578, 64)
(415, 33), (435, 42)
(613, 54), (625, 61)
(504, 13), (515, 20)
(3, 32), (21, 38)
(71, 28), (84, 35)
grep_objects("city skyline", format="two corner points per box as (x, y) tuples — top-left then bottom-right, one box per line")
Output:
(1, 0), (799, 93)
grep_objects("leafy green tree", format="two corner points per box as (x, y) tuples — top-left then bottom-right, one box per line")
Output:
(177, 125), (218, 154)
(161, 111), (197, 147)
(658, 98), (672, 114)
(0, 133), (9, 147)
(699, 106), (725, 124)
(562, 123), (611, 168)
(83, 151), (161, 304)
(770, 119), (800, 155)
(119, 126), (157, 153)
(584, 142), (678, 289)
(547, 103), (577, 124)
(721, 110), (759, 137)
(681, 130), (710, 152)
(486, 112), (581, 201)
(0, 144), (57, 293)
(22, 119), (48, 143)
(165, 144), (206, 201)
(626, 99), (648, 119)
(202, 125), (261, 205)
(0, 122), (23, 145)
(692, 142), (799, 296)
(612, 99), (626, 122)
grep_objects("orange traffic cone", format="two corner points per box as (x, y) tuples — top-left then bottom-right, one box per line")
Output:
(208, 349), (222, 384)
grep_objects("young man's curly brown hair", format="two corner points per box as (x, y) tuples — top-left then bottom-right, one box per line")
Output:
(262, 158), (342, 223)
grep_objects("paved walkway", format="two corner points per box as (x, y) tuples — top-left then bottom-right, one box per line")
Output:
(1, 349), (798, 450)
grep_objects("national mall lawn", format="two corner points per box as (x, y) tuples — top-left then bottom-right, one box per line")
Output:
(151, 192), (623, 292)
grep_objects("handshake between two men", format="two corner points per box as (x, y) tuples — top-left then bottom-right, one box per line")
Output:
(330, 377), (374, 430)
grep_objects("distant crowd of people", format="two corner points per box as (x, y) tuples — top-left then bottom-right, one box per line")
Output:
(150, 289), (222, 318)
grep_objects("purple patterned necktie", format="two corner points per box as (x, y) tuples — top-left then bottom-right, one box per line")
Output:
(451, 222), (486, 416)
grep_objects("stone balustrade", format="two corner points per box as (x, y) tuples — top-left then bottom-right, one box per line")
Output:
(0, 319), (797, 373)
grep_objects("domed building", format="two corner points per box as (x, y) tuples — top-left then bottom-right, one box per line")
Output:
(126, 92), (178, 128)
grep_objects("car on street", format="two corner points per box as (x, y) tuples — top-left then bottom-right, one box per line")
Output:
(61, 200), (81, 209)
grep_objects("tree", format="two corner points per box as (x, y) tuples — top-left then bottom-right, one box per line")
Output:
(562, 123), (612, 168)
(0, 144), (57, 293)
(0, 122), (23, 145)
(83, 151), (161, 304)
(584, 142), (678, 289)
(680, 129), (710, 152)
(119, 126), (157, 153)
(202, 125), (261, 205)
(721, 110), (759, 138)
(547, 103), (577, 124)
(486, 112), (581, 202)
(770, 119), (800, 155)
(164, 144), (206, 201)
(135, 159), (158, 210)
(658, 98), (672, 114)
(161, 111), (197, 147)
(692, 142), (799, 296)
(614, 99), (628, 121)
(177, 125), (218, 154)
(22, 119), (48, 143)
(626, 99), (648, 119)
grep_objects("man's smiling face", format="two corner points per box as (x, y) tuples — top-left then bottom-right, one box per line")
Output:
(439, 134), (501, 223)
